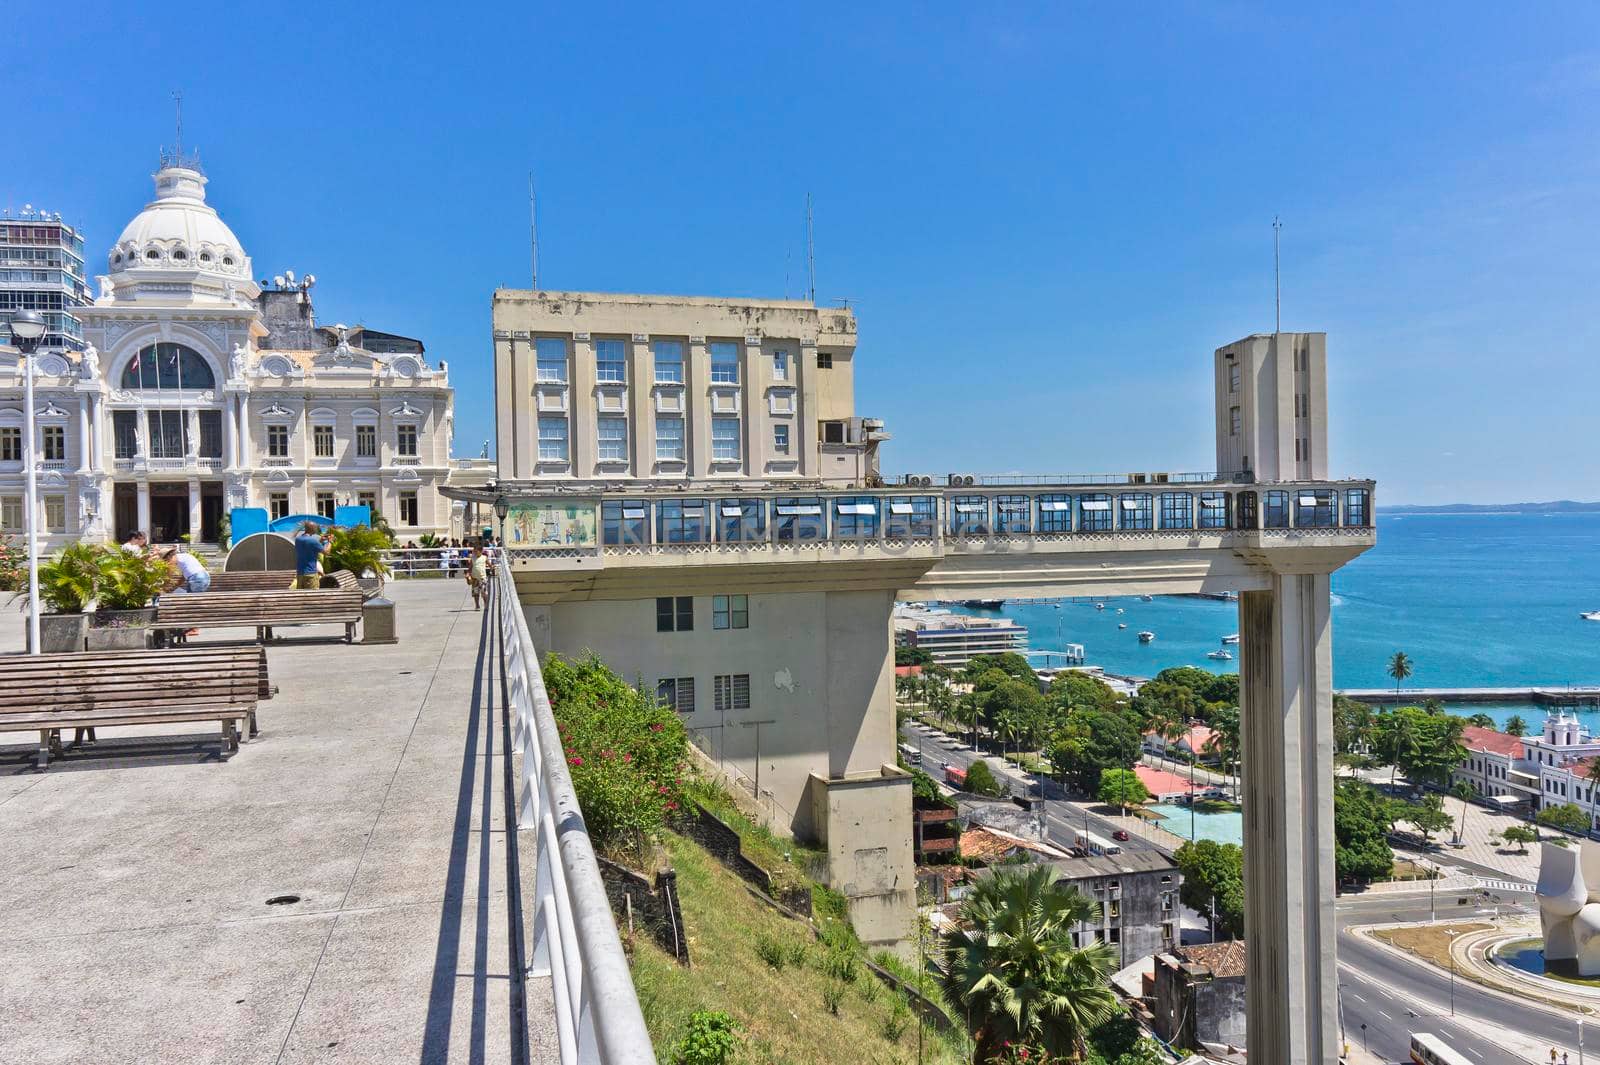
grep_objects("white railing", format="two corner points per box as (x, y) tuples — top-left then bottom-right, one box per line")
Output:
(495, 558), (657, 1065)
(382, 547), (471, 576)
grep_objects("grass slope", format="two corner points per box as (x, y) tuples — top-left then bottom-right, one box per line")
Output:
(630, 833), (966, 1065)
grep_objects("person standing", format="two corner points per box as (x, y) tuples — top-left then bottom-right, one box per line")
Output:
(121, 530), (148, 554)
(468, 546), (488, 610)
(294, 521), (327, 590)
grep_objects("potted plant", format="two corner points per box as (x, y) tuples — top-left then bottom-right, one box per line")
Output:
(17, 541), (103, 652)
(322, 524), (392, 598)
(88, 549), (174, 651)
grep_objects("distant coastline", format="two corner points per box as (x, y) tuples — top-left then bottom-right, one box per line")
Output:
(1377, 500), (1600, 515)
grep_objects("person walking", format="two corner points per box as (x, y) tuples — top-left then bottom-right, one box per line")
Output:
(468, 545), (488, 610)
(294, 521), (327, 589)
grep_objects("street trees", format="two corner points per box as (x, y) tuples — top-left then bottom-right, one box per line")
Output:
(1173, 840), (1246, 939)
(1504, 715), (1528, 737)
(1206, 704), (1241, 788)
(1393, 794), (1454, 845)
(1387, 650), (1414, 706)
(1098, 768), (1151, 816)
(1501, 824), (1539, 853)
(1538, 803), (1590, 836)
(1334, 780), (1395, 881)
(1046, 708), (1143, 797)
(938, 865), (1122, 1062)
(964, 759), (1004, 797)
(1372, 707), (1467, 790)
(1451, 781), (1476, 845)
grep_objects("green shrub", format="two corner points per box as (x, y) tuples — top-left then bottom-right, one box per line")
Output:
(822, 981), (846, 1016)
(95, 549), (173, 611)
(881, 1000), (910, 1043)
(754, 933), (786, 971)
(822, 946), (859, 984)
(32, 542), (103, 613)
(323, 524), (392, 579)
(963, 759), (1003, 797)
(672, 1009), (740, 1065)
(542, 653), (689, 847)
(786, 940), (809, 969)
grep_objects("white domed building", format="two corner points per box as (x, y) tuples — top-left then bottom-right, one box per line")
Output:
(2, 153), (473, 547)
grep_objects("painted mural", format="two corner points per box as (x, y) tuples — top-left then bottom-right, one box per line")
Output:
(507, 502), (597, 549)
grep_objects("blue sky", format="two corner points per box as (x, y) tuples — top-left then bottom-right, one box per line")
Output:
(7, 3), (1597, 504)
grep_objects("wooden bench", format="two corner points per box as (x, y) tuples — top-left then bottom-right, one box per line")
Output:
(153, 588), (366, 643)
(207, 570), (296, 592)
(326, 569), (361, 592)
(0, 647), (266, 768)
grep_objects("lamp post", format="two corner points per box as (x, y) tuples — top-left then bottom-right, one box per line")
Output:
(494, 496), (509, 547)
(9, 310), (47, 655)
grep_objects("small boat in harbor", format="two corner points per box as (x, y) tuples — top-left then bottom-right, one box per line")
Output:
(1207, 649), (1234, 661)
(1118, 623), (1128, 629)
(1095, 602), (1105, 611)
(1140, 595), (1153, 602)
(1137, 631), (1156, 643)
(961, 599), (1005, 610)
(1116, 608), (1125, 615)
(1583, 611), (1600, 622)
(1221, 633), (1240, 644)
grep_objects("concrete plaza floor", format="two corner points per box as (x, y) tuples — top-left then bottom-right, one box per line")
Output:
(0, 579), (537, 1064)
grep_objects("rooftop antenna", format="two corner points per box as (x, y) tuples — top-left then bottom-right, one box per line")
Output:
(529, 172), (539, 290)
(173, 90), (184, 159)
(806, 193), (816, 303)
(1273, 215), (1282, 335)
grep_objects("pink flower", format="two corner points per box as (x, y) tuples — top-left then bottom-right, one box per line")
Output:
(569, 756), (583, 767)
(658, 785), (670, 795)
(622, 753), (632, 763)
(650, 723), (664, 733)
(665, 801), (678, 811)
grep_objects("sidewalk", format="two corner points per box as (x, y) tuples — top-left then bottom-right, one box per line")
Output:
(0, 580), (529, 1064)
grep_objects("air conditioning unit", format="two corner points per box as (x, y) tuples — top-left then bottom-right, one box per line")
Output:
(902, 474), (935, 487)
(947, 474), (977, 487)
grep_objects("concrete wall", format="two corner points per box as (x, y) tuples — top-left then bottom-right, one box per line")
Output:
(1152, 956), (1247, 1050)
(1214, 332), (1327, 482)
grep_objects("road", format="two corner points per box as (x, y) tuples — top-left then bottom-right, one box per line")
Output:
(900, 720), (1585, 1065)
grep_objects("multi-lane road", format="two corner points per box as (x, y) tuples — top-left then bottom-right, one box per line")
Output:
(898, 720), (1586, 1065)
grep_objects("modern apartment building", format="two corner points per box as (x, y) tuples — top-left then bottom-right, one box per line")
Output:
(893, 605), (1028, 667)
(0, 155), (466, 548)
(0, 212), (89, 353)
(469, 302), (1375, 1062)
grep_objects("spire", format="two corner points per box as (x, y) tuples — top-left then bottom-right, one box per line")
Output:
(158, 88), (203, 172)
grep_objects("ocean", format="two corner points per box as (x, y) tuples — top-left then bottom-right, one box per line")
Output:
(940, 512), (1600, 732)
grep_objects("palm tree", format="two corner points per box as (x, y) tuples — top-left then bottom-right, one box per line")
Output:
(1451, 781), (1476, 845)
(1505, 715), (1528, 738)
(1387, 651), (1413, 707)
(939, 865), (1123, 1062)
(1389, 711), (1415, 792)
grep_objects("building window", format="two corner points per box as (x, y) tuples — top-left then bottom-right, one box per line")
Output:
(657, 677), (695, 714)
(1264, 490), (1290, 529)
(949, 495), (990, 536)
(772, 497), (825, 541)
(0, 427), (20, 462)
(1229, 405), (1241, 436)
(198, 410), (222, 459)
(1158, 492), (1193, 530)
(355, 423), (376, 458)
(1236, 491), (1258, 529)
(396, 423), (418, 457)
(1119, 493), (1153, 531)
(656, 596), (694, 632)
(657, 499), (709, 543)
(1345, 488), (1370, 527)
(399, 491), (419, 526)
(147, 410), (188, 458)
(535, 337), (568, 383)
(1038, 493), (1077, 534)
(1228, 362), (1240, 393)
(40, 424), (64, 462)
(833, 496), (880, 538)
(653, 339), (684, 384)
(120, 342), (215, 391)
(602, 499), (648, 545)
(1198, 492), (1230, 530)
(773, 350), (789, 381)
(0, 495), (20, 530)
(1079, 493), (1113, 533)
(772, 423), (790, 455)
(717, 499), (765, 542)
(1295, 489), (1336, 528)
(315, 492), (336, 519)
(816, 351), (833, 369)
(711, 418), (741, 462)
(655, 416), (685, 461)
(820, 419), (846, 444)
(40, 494), (65, 532)
(357, 491), (378, 518)
(537, 417), (568, 462)
(270, 493), (289, 521)
(713, 594), (748, 630)
(597, 417), (628, 462)
(709, 341), (740, 384)
(595, 338), (626, 383)
(112, 413), (137, 459)
(313, 423), (334, 459)
(885, 496), (938, 538)
(714, 673), (751, 713)
(994, 495), (1030, 535)
(266, 423), (289, 458)
(1294, 392), (1309, 418)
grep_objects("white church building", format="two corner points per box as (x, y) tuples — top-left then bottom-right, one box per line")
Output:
(1, 151), (469, 548)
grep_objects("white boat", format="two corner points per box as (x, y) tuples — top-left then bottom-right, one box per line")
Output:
(1137, 631), (1156, 643)
(1207, 649), (1234, 661)
(1221, 633), (1240, 644)
(1118, 623), (1128, 630)
(1095, 602), (1105, 611)
(1115, 608), (1125, 615)
(1583, 611), (1600, 622)
(1140, 595), (1153, 602)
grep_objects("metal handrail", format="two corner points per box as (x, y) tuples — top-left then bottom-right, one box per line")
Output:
(494, 556), (657, 1065)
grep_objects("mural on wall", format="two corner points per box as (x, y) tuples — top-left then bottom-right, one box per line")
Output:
(507, 501), (597, 549)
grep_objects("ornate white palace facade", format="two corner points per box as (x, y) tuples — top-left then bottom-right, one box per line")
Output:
(0, 154), (469, 548)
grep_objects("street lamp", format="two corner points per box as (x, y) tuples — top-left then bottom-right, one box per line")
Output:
(494, 497), (509, 546)
(9, 310), (47, 656)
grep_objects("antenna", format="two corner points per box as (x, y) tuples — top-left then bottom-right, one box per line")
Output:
(529, 172), (539, 291)
(173, 90), (183, 159)
(806, 193), (816, 303)
(1273, 215), (1282, 335)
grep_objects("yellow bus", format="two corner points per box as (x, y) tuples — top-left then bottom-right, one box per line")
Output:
(1410, 1032), (1472, 1065)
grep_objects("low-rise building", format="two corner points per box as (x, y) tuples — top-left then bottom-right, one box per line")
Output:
(1143, 722), (1217, 762)
(1045, 850), (1182, 966)
(1151, 940), (1247, 1053)
(1451, 713), (1600, 826)
(893, 605), (1028, 668)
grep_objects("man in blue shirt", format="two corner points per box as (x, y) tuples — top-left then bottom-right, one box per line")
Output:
(294, 521), (327, 589)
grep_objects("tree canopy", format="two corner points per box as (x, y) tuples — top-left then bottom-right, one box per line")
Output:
(1538, 803), (1590, 835)
(963, 759), (1004, 797)
(1334, 780), (1394, 881)
(1392, 794), (1453, 843)
(1173, 840), (1245, 939)
(895, 644), (934, 667)
(962, 652), (1037, 685)
(1048, 671), (1123, 714)
(1046, 708), (1143, 796)
(1371, 707), (1468, 787)
(1098, 768), (1151, 814)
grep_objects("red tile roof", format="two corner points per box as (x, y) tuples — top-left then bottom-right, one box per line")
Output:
(1135, 764), (1193, 797)
(1462, 725), (1524, 759)
(895, 665), (924, 678)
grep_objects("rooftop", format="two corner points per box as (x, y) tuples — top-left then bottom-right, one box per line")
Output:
(1173, 940), (1247, 979)
(1462, 724), (1525, 759)
(1044, 848), (1179, 880)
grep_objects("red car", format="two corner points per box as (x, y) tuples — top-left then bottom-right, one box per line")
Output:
(1112, 829), (1131, 842)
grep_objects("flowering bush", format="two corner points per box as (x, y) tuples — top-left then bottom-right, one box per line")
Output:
(541, 652), (688, 846)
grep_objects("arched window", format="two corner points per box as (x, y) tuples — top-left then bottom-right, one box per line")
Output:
(120, 343), (216, 391)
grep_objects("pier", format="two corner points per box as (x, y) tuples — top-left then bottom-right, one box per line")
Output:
(1339, 686), (1600, 706)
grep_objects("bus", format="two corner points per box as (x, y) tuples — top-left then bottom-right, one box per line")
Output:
(1410, 1033), (1472, 1065)
(943, 763), (966, 788)
(897, 742), (922, 766)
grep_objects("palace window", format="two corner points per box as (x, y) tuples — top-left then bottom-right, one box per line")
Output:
(657, 677), (695, 714)
(713, 595), (748, 630)
(147, 410), (188, 458)
(656, 596), (694, 633)
(267, 423), (289, 458)
(0, 495), (21, 530)
(40, 424), (64, 462)
(655, 416), (685, 460)
(399, 491), (418, 526)
(198, 411), (222, 459)
(396, 423), (419, 458)
(1037, 493), (1072, 534)
(717, 499), (765, 542)
(0, 426), (20, 462)
(602, 500), (648, 546)
(44, 495), (66, 532)
(357, 491), (378, 518)
(653, 339), (684, 384)
(355, 423), (376, 458)
(535, 337), (567, 383)
(1158, 492), (1193, 530)
(313, 423), (334, 459)
(270, 493), (289, 521)
(597, 417), (628, 462)
(711, 418), (741, 462)
(656, 499), (709, 544)
(120, 343), (215, 391)
(710, 341), (739, 384)
(595, 338), (626, 383)
(315, 492), (336, 519)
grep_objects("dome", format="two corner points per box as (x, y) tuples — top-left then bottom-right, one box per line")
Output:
(107, 165), (252, 278)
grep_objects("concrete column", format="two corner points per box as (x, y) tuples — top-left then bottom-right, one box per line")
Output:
(237, 396), (252, 467)
(88, 395), (102, 472)
(188, 479), (202, 540)
(77, 398), (91, 472)
(571, 334), (594, 478)
(688, 337), (709, 478)
(222, 397), (235, 470)
(136, 481), (151, 536)
(629, 336), (652, 473)
(1239, 574), (1337, 1065)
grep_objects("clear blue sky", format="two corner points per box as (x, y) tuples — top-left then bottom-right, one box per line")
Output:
(8, 3), (1596, 504)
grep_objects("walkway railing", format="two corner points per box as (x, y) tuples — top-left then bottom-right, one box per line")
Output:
(494, 559), (657, 1065)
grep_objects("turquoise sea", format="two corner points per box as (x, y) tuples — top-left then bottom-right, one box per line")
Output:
(943, 512), (1600, 733)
